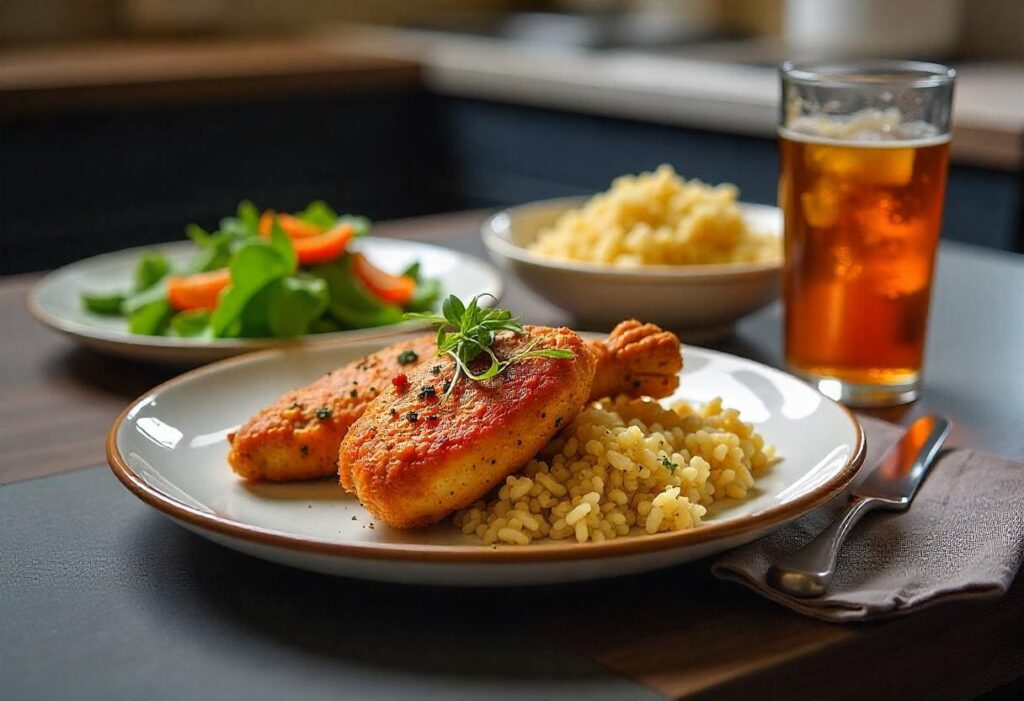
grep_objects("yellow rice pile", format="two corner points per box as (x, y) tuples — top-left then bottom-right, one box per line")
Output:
(528, 164), (780, 266)
(453, 396), (775, 545)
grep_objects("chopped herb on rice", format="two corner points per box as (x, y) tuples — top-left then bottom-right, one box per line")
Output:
(453, 396), (776, 545)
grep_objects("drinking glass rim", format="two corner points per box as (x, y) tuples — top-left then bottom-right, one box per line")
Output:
(781, 60), (956, 88)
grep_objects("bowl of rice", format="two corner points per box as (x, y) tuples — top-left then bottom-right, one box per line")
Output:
(482, 165), (783, 340)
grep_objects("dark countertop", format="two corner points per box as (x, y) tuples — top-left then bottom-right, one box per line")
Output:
(1, 210), (1022, 699)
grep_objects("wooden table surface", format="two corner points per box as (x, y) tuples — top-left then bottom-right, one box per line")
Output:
(2, 210), (1022, 699)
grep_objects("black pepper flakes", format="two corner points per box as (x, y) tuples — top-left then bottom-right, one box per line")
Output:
(299, 445), (309, 456)
(406, 411), (419, 423)
(315, 407), (332, 420)
(389, 407), (397, 416)
(430, 365), (442, 375)
(349, 389), (358, 398)
(418, 385), (437, 400)
(398, 350), (419, 365)
(426, 414), (439, 422)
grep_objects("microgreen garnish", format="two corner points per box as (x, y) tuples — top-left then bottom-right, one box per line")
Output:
(660, 455), (678, 473)
(405, 294), (574, 399)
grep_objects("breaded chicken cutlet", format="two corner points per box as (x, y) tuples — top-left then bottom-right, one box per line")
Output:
(228, 320), (682, 482)
(339, 326), (595, 528)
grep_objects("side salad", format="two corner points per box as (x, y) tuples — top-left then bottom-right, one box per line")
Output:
(81, 201), (440, 339)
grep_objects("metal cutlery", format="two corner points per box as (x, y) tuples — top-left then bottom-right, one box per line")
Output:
(767, 414), (951, 597)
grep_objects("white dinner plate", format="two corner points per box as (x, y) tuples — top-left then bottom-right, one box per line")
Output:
(29, 237), (503, 365)
(108, 339), (864, 586)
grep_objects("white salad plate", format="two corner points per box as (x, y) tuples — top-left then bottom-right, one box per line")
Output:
(29, 237), (503, 365)
(108, 339), (864, 586)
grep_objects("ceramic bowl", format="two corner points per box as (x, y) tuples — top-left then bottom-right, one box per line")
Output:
(481, 197), (782, 341)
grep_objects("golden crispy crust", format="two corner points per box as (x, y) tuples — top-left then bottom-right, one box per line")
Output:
(588, 320), (683, 400)
(228, 321), (682, 484)
(226, 335), (435, 481)
(338, 326), (595, 528)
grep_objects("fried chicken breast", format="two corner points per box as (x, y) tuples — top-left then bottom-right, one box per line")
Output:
(228, 321), (682, 482)
(226, 335), (434, 481)
(338, 326), (595, 528)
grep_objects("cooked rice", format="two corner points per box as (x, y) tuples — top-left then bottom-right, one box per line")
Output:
(453, 396), (776, 545)
(528, 164), (780, 266)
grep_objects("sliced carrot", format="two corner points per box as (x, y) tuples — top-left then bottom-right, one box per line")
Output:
(352, 252), (415, 305)
(276, 213), (324, 239)
(259, 210), (276, 238)
(167, 269), (231, 311)
(260, 211), (327, 240)
(293, 222), (354, 266)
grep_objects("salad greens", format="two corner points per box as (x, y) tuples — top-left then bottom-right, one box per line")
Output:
(81, 201), (439, 339)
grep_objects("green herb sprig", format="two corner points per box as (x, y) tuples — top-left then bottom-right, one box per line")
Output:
(660, 455), (678, 473)
(405, 294), (573, 399)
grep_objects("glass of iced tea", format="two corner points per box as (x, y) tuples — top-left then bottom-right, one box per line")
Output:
(778, 60), (955, 407)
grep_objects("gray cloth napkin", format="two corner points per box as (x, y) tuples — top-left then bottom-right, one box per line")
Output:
(712, 415), (1024, 622)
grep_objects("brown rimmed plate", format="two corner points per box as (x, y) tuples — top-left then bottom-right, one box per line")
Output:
(108, 339), (864, 586)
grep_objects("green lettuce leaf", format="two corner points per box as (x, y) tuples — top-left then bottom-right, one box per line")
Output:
(265, 275), (329, 338)
(406, 277), (441, 313)
(218, 200), (261, 239)
(81, 291), (125, 316)
(312, 255), (403, 328)
(121, 280), (168, 315)
(210, 228), (296, 337)
(134, 252), (170, 291)
(295, 200), (339, 230)
(129, 299), (172, 336)
(401, 261), (422, 282)
(267, 221), (297, 271)
(169, 309), (212, 338)
(186, 225), (236, 273)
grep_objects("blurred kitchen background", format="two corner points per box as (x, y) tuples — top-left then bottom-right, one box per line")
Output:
(2, 0), (1022, 273)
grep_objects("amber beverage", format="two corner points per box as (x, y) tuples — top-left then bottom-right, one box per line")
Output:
(780, 135), (950, 390)
(779, 61), (955, 406)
